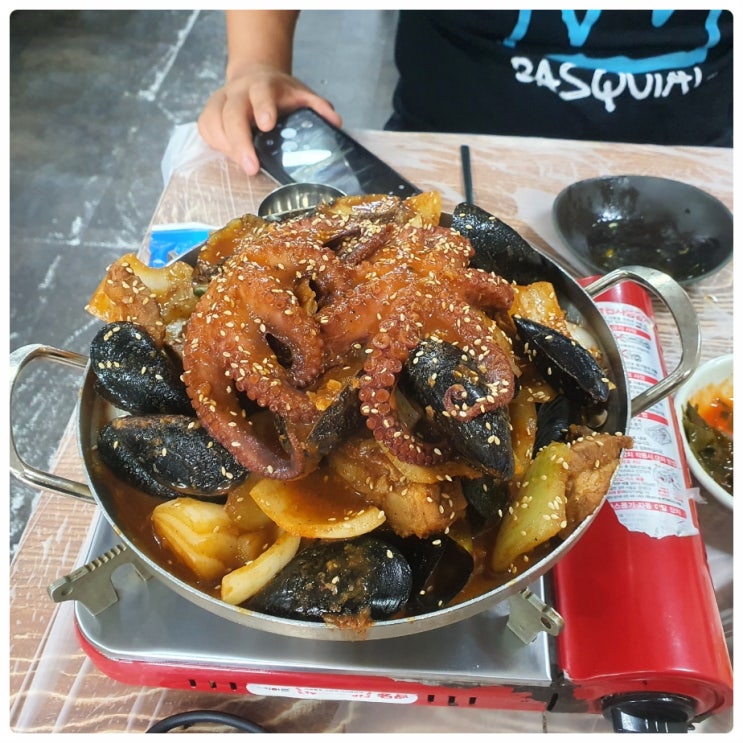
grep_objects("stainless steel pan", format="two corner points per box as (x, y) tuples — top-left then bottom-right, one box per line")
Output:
(9, 222), (700, 641)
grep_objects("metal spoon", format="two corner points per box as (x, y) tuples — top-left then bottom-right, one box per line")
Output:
(257, 182), (346, 222)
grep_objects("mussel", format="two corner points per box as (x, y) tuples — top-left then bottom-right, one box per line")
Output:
(461, 476), (510, 531)
(97, 414), (249, 501)
(533, 394), (577, 453)
(383, 533), (475, 614)
(512, 316), (610, 407)
(401, 336), (514, 480)
(451, 202), (554, 284)
(90, 321), (193, 415)
(305, 375), (365, 457)
(247, 535), (412, 623)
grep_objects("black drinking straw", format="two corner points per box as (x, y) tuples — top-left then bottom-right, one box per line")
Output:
(460, 144), (474, 203)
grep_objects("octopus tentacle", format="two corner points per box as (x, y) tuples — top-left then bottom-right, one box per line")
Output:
(182, 194), (519, 478)
(334, 223), (395, 265)
(356, 292), (516, 466)
(432, 301), (515, 420)
(227, 277), (322, 418)
(182, 223), (347, 478)
(358, 306), (452, 466)
(458, 267), (514, 311)
(317, 261), (412, 363)
(181, 329), (312, 479)
(186, 256), (323, 422)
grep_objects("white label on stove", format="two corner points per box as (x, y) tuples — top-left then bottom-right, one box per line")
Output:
(598, 301), (698, 539)
(246, 683), (417, 704)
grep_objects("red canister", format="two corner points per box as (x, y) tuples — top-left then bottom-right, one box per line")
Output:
(551, 279), (733, 731)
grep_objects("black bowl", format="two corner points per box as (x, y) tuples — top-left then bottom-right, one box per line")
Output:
(552, 175), (733, 284)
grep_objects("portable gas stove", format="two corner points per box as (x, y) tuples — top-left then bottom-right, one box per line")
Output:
(48, 283), (733, 734)
(62, 497), (731, 734)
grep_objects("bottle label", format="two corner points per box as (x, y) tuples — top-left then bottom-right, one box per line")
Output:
(598, 299), (698, 538)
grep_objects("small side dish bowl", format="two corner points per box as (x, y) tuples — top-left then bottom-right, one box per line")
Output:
(258, 182), (346, 221)
(674, 353), (733, 509)
(553, 175), (733, 285)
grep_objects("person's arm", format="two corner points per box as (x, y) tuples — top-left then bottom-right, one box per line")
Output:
(198, 10), (342, 175)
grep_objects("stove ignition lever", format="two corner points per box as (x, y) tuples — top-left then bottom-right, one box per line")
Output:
(506, 588), (564, 644)
(48, 543), (152, 615)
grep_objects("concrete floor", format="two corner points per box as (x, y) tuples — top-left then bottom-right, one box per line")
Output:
(8, 9), (398, 560)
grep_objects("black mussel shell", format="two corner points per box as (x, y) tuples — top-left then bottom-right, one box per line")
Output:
(401, 337), (514, 480)
(247, 535), (412, 622)
(512, 316), (610, 407)
(452, 202), (554, 284)
(462, 476), (510, 532)
(306, 377), (365, 457)
(383, 533), (475, 614)
(271, 375), (364, 475)
(97, 414), (248, 500)
(533, 394), (578, 453)
(90, 321), (193, 415)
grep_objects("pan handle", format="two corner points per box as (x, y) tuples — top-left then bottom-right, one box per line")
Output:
(583, 266), (701, 418)
(9, 344), (96, 503)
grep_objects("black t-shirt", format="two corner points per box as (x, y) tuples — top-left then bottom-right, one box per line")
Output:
(390, 10), (733, 146)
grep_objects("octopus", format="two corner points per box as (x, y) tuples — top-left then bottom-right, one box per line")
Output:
(181, 194), (516, 481)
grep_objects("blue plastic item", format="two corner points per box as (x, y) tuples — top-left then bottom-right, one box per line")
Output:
(147, 223), (216, 267)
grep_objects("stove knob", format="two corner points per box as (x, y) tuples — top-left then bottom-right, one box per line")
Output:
(602, 693), (696, 733)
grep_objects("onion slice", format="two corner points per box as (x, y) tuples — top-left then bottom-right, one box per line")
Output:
(221, 530), (301, 606)
(249, 473), (386, 539)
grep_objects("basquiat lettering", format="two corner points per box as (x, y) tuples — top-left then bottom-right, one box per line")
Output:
(504, 9), (723, 113)
(511, 57), (705, 113)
